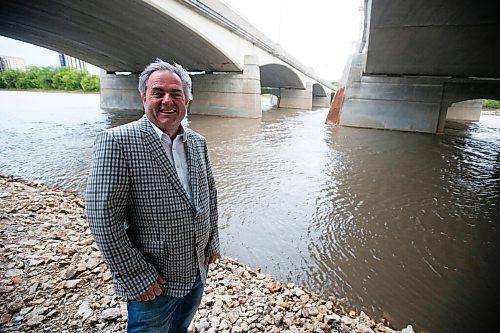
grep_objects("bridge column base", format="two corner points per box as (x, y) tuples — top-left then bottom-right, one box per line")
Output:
(313, 96), (330, 108)
(446, 100), (482, 122)
(339, 52), (500, 134)
(340, 75), (447, 133)
(190, 55), (261, 118)
(100, 71), (142, 110)
(279, 82), (313, 109)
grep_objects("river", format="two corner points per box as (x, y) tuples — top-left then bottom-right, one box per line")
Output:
(1, 90), (499, 332)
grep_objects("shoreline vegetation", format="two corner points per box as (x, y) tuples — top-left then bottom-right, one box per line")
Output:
(0, 67), (99, 92)
(482, 99), (500, 109)
(0, 174), (414, 332)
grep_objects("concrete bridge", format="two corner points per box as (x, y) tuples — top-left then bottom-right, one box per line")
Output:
(0, 0), (334, 118)
(335, 0), (500, 134)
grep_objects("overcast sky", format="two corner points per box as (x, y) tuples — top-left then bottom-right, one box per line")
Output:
(0, 0), (363, 81)
(223, 0), (364, 81)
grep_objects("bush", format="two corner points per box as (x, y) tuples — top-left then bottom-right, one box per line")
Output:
(483, 99), (500, 109)
(52, 67), (86, 91)
(0, 70), (22, 88)
(0, 66), (100, 92)
(80, 75), (100, 92)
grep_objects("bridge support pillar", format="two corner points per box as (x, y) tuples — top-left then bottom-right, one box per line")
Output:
(190, 55), (261, 118)
(338, 53), (446, 133)
(338, 53), (500, 134)
(340, 74), (446, 133)
(446, 100), (482, 122)
(313, 96), (330, 108)
(279, 82), (313, 109)
(100, 71), (142, 111)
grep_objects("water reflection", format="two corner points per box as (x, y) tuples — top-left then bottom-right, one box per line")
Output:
(1, 91), (499, 332)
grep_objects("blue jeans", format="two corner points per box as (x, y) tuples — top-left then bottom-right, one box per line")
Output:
(127, 275), (204, 333)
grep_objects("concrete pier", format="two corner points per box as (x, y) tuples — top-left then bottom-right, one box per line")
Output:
(100, 71), (142, 111)
(338, 53), (500, 134)
(341, 74), (446, 133)
(190, 55), (262, 118)
(279, 82), (313, 109)
(312, 96), (330, 108)
(446, 100), (482, 122)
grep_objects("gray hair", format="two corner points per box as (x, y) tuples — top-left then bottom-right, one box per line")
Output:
(138, 59), (192, 101)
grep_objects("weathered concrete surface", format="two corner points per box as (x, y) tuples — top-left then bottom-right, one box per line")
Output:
(338, 52), (500, 133)
(100, 71), (142, 111)
(190, 55), (262, 118)
(279, 82), (313, 110)
(340, 73), (446, 133)
(313, 96), (330, 108)
(366, 0), (500, 78)
(446, 100), (482, 122)
(336, 0), (500, 133)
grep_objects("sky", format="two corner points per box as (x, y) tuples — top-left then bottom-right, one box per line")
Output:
(222, 0), (364, 81)
(0, 0), (364, 81)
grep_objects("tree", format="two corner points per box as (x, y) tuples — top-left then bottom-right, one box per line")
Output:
(0, 70), (22, 88)
(0, 66), (100, 92)
(80, 75), (100, 92)
(52, 67), (86, 90)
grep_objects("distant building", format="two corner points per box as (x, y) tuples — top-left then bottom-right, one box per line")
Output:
(59, 53), (88, 71)
(0, 56), (27, 71)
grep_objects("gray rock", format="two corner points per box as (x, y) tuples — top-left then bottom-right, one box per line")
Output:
(65, 279), (81, 289)
(401, 325), (415, 333)
(101, 308), (121, 321)
(26, 314), (44, 326)
(5, 269), (23, 277)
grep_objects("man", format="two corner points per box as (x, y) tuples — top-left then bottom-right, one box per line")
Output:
(86, 59), (220, 332)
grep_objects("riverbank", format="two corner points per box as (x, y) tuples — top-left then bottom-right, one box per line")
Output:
(0, 88), (99, 94)
(481, 108), (500, 115)
(0, 175), (413, 333)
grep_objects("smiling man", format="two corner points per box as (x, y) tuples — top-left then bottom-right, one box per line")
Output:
(86, 59), (220, 332)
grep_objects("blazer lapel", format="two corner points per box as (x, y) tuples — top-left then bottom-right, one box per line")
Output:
(139, 116), (194, 209)
(185, 132), (201, 212)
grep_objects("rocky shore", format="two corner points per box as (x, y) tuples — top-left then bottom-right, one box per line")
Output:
(0, 175), (414, 333)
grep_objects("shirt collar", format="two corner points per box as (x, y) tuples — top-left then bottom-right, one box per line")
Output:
(148, 118), (186, 143)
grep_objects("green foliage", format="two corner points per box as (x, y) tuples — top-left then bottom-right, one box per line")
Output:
(483, 99), (500, 109)
(330, 81), (340, 89)
(52, 67), (85, 90)
(80, 74), (100, 91)
(0, 66), (100, 92)
(0, 70), (22, 88)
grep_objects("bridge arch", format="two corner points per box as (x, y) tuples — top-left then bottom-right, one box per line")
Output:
(312, 83), (327, 97)
(259, 64), (305, 89)
(438, 79), (500, 128)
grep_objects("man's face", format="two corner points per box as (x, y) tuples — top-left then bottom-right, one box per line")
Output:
(142, 70), (189, 137)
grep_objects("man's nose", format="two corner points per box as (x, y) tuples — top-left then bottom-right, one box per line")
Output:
(162, 94), (173, 103)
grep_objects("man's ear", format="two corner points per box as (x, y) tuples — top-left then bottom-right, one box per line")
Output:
(141, 93), (146, 104)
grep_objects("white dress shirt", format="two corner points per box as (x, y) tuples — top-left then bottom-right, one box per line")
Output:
(149, 120), (193, 203)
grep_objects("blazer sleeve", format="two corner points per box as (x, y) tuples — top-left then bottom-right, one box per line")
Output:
(203, 140), (220, 257)
(85, 131), (158, 299)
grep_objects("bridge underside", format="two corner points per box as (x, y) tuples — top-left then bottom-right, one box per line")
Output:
(337, 0), (500, 134)
(0, 0), (240, 72)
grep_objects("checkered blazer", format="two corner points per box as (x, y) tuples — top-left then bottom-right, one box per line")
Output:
(85, 115), (219, 299)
